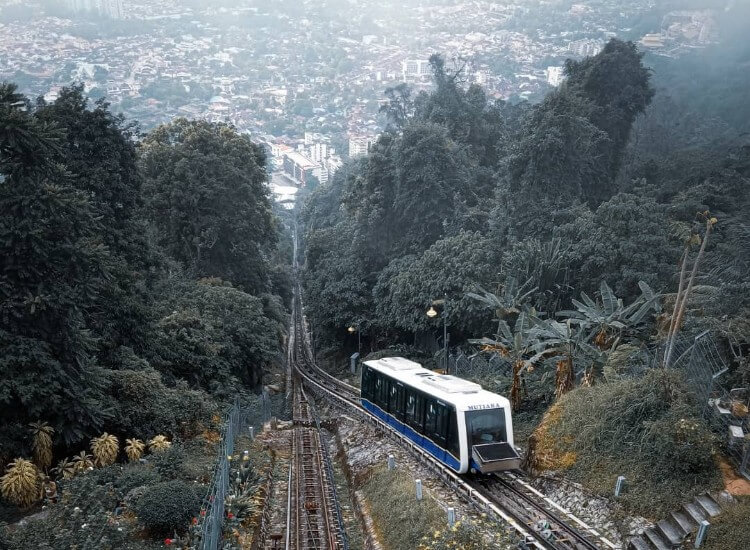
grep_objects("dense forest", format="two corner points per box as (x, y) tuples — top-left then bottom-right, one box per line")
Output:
(0, 84), (290, 543)
(1, 6), (749, 546)
(301, 35), (750, 520)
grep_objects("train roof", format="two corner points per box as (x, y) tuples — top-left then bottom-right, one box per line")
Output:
(363, 356), (511, 411)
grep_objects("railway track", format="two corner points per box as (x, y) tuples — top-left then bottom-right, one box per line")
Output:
(287, 310), (348, 550)
(290, 286), (620, 550)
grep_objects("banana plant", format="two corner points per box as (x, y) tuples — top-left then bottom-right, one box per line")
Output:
(528, 318), (606, 398)
(556, 280), (660, 349)
(469, 309), (550, 411)
(467, 276), (538, 321)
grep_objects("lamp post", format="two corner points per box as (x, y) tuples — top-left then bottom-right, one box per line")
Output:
(348, 325), (361, 353)
(426, 293), (448, 372)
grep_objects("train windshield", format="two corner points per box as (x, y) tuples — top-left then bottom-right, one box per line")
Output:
(465, 408), (507, 446)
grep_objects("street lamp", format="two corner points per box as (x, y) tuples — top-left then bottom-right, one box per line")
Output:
(426, 294), (449, 372)
(348, 325), (361, 353)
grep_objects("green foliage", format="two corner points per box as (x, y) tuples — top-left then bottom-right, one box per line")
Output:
(104, 368), (216, 440)
(34, 85), (156, 358)
(140, 119), (277, 295)
(150, 443), (188, 481)
(134, 480), (202, 535)
(150, 278), (282, 390)
(546, 369), (721, 515)
(556, 192), (679, 299)
(0, 87), (113, 452)
(113, 465), (162, 495)
(703, 497), (750, 550)
(374, 231), (501, 335)
(361, 466), (446, 550)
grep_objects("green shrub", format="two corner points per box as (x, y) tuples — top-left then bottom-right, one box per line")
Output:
(114, 465), (162, 495)
(134, 480), (202, 535)
(151, 443), (187, 480)
(704, 497), (750, 550)
(105, 368), (217, 440)
(542, 369), (722, 515)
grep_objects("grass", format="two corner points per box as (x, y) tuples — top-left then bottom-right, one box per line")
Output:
(529, 369), (724, 518)
(361, 466), (445, 549)
(360, 466), (514, 550)
(703, 496), (750, 550)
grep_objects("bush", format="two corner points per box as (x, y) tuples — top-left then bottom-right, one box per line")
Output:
(151, 443), (187, 480)
(134, 480), (202, 535)
(704, 497), (750, 550)
(534, 369), (722, 515)
(104, 368), (217, 440)
(114, 465), (162, 495)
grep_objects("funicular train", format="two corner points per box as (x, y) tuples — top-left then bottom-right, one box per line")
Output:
(360, 357), (521, 474)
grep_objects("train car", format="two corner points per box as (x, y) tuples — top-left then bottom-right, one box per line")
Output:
(360, 356), (521, 474)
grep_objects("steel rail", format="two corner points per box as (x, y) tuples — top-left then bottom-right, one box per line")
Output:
(288, 310), (348, 550)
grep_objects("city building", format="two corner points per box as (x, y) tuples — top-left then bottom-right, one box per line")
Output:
(283, 151), (318, 186)
(349, 135), (376, 158)
(640, 34), (665, 49)
(401, 59), (431, 81)
(568, 39), (602, 57)
(66, 0), (124, 19)
(545, 66), (564, 87)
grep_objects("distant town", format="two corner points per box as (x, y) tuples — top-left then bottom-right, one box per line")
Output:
(0, 0), (720, 198)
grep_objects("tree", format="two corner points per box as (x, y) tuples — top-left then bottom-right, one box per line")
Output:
(374, 231), (502, 337)
(470, 310), (548, 411)
(555, 193), (679, 300)
(393, 122), (462, 254)
(380, 83), (412, 131)
(564, 39), (654, 180)
(506, 39), (653, 206)
(140, 119), (277, 294)
(34, 86), (155, 358)
(558, 280), (660, 349)
(0, 88), (113, 452)
(151, 278), (282, 391)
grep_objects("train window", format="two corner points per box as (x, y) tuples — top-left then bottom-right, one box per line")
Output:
(373, 374), (383, 408)
(383, 377), (392, 409)
(465, 408), (507, 447)
(362, 367), (373, 400)
(434, 402), (447, 445)
(393, 383), (406, 420)
(425, 399), (438, 437)
(388, 382), (398, 413)
(405, 390), (416, 426)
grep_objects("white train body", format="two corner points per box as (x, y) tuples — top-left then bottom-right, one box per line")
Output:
(360, 357), (521, 474)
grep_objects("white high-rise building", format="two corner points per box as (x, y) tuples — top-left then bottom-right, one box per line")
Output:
(349, 136), (376, 158)
(67, 0), (124, 19)
(545, 66), (565, 87)
(401, 59), (431, 81)
(308, 142), (328, 163)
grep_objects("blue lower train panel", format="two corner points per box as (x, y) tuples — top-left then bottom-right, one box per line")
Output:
(361, 398), (462, 472)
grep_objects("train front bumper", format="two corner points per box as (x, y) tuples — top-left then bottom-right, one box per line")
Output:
(471, 443), (521, 473)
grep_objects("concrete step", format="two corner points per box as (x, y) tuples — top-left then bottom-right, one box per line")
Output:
(670, 510), (696, 534)
(695, 493), (721, 517)
(657, 518), (685, 547)
(682, 502), (708, 525)
(628, 535), (652, 550)
(644, 526), (671, 550)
